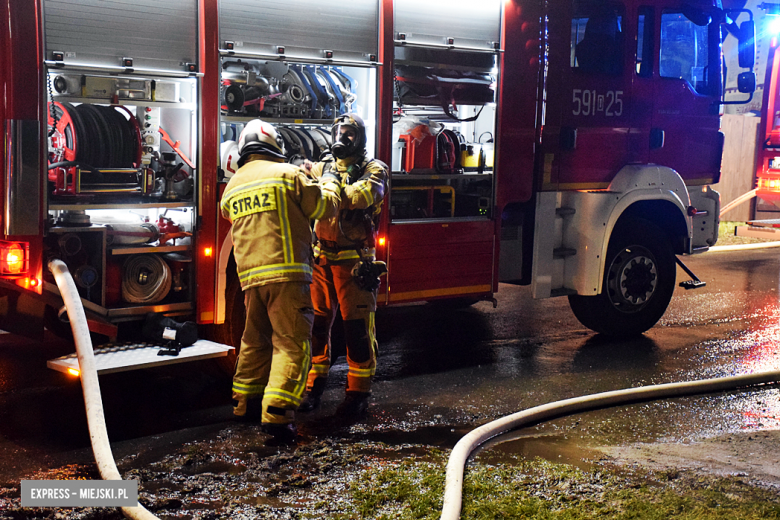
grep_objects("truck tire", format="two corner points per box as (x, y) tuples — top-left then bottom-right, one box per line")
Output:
(568, 218), (676, 337)
(206, 271), (244, 376)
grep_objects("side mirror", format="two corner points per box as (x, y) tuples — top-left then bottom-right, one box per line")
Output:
(737, 71), (756, 93)
(737, 20), (755, 69)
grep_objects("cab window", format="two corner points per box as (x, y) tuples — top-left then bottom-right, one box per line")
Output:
(659, 10), (717, 95)
(571, 1), (625, 75)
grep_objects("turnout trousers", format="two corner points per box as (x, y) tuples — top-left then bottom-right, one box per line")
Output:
(232, 282), (313, 424)
(307, 261), (377, 393)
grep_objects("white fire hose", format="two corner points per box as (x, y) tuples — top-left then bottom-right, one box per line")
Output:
(49, 259), (160, 520)
(441, 370), (780, 520)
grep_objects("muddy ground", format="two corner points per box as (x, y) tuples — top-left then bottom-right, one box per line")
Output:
(1, 418), (778, 519)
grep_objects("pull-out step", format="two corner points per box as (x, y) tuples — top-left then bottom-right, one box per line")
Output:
(47, 340), (234, 376)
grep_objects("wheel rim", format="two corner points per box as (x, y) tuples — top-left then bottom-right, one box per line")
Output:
(606, 246), (658, 312)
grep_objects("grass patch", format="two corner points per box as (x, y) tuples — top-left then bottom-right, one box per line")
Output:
(342, 453), (780, 519)
(717, 221), (779, 247)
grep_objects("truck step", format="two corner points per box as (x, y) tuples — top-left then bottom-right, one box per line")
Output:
(47, 340), (234, 376)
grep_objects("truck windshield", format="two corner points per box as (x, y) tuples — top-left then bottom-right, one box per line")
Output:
(659, 10), (716, 95)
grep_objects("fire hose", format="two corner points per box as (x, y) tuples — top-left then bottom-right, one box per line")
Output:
(441, 370), (780, 520)
(49, 259), (160, 520)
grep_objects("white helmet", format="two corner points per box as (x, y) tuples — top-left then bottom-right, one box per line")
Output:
(237, 119), (286, 166)
(220, 140), (239, 178)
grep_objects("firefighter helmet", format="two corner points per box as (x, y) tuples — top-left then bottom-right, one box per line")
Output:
(330, 113), (366, 159)
(237, 119), (286, 166)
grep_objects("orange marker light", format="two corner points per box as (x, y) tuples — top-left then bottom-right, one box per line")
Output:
(378, 236), (386, 247)
(0, 241), (27, 275)
(204, 247), (213, 257)
(67, 368), (80, 377)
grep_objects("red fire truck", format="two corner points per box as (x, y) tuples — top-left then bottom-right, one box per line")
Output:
(0, 0), (756, 372)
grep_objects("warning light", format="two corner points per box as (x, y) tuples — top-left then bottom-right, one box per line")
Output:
(204, 247), (213, 257)
(67, 368), (80, 377)
(0, 241), (28, 276)
(758, 177), (780, 191)
(23, 277), (39, 288)
(377, 236), (386, 247)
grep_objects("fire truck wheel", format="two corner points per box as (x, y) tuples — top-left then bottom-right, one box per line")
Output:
(568, 218), (676, 337)
(207, 271), (244, 376)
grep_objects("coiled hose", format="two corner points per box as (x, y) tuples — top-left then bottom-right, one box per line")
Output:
(49, 259), (160, 520)
(441, 370), (780, 520)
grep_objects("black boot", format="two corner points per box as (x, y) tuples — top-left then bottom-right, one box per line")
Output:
(261, 422), (298, 444)
(298, 378), (327, 412)
(335, 391), (370, 418)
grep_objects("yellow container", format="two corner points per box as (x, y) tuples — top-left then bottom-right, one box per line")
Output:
(460, 144), (482, 171)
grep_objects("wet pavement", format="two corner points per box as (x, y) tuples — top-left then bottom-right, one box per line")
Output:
(1, 247), (780, 517)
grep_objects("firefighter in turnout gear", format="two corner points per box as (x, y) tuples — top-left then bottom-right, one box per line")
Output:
(220, 119), (341, 442)
(299, 113), (388, 417)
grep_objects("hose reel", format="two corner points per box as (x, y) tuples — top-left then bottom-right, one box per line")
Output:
(121, 254), (172, 304)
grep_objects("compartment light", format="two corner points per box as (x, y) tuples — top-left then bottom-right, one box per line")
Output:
(67, 368), (80, 377)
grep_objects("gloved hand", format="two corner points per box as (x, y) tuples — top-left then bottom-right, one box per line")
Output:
(321, 171), (342, 186)
(351, 259), (387, 291)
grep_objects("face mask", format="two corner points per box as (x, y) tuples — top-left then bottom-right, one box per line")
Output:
(331, 132), (354, 159)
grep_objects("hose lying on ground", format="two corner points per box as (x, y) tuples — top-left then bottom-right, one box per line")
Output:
(49, 259), (160, 520)
(441, 370), (780, 520)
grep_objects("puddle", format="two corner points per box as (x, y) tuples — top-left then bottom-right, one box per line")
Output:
(473, 431), (603, 471)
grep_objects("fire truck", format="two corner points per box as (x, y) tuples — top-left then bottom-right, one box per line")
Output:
(0, 0), (756, 373)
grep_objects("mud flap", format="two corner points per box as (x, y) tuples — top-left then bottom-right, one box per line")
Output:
(0, 279), (46, 342)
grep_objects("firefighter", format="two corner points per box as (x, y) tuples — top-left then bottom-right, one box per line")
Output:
(220, 119), (341, 442)
(299, 113), (388, 417)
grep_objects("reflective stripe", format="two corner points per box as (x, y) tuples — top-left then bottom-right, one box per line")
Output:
(221, 177), (296, 213)
(276, 186), (294, 264)
(368, 312), (377, 356)
(264, 388), (304, 406)
(264, 338), (310, 406)
(232, 381), (265, 396)
(356, 182), (374, 206)
(227, 186), (277, 220)
(313, 244), (361, 262)
(348, 367), (375, 377)
(238, 263), (312, 283)
(310, 363), (330, 376)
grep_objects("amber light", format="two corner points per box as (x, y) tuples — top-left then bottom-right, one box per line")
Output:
(758, 177), (780, 191)
(204, 247), (213, 257)
(377, 236), (386, 247)
(0, 241), (28, 276)
(67, 368), (80, 377)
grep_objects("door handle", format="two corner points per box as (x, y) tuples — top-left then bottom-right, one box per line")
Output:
(650, 128), (665, 149)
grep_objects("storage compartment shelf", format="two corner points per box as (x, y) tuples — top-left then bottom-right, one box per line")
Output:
(109, 244), (191, 255)
(50, 202), (194, 211)
(107, 302), (194, 320)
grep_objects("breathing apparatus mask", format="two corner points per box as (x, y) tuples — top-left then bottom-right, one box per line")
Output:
(330, 113), (366, 160)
